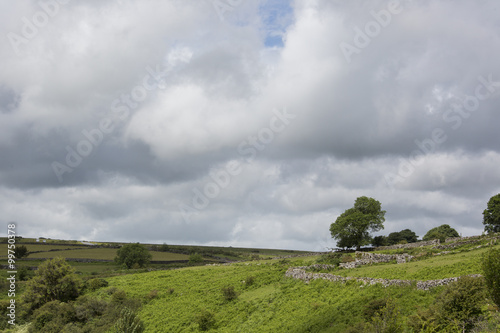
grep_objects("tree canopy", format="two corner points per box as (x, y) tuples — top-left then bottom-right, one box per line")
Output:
(422, 224), (459, 243)
(483, 193), (500, 234)
(387, 229), (418, 245)
(115, 243), (152, 269)
(330, 196), (386, 249)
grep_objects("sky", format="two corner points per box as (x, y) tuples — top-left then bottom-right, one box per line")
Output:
(1, 0), (499, 251)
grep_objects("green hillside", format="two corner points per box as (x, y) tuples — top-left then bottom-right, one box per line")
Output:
(2, 235), (500, 332)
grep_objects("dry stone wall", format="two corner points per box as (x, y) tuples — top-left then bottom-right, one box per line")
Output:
(338, 251), (414, 269)
(378, 239), (440, 251)
(285, 267), (482, 290)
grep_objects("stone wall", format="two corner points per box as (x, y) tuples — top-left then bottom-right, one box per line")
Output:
(377, 239), (440, 251)
(338, 251), (414, 269)
(285, 267), (482, 290)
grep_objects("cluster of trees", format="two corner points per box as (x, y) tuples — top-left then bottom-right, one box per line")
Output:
(372, 229), (418, 247)
(330, 194), (500, 249)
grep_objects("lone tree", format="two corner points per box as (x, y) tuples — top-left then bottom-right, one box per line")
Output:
(483, 193), (500, 234)
(330, 196), (386, 250)
(422, 224), (459, 243)
(115, 243), (152, 269)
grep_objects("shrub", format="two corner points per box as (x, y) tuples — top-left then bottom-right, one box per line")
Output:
(74, 296), (108, 322)
(14, 245), (29, 258)
(21, 257), (81, 313)
(115, 243), (152, 269)
(86, 278), (109, 291)
(482, 247), (500, 308)
(221, 285), (237, 301)
(196, 309), (215, 331)
(409, 276), (486, 332)
(111, 290), (128, 305)
(18, 266), (34, 281)
(244, 276), (256, 287)
(189, 253), (204, 264)
(29, 300), (76, 333)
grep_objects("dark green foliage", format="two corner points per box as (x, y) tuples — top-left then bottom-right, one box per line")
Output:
(386, 229), (418, 245)
(408, 276), (486, 332)
(86, 278), (109, 291)
(221, 285), (237, 301)
(29, 300), (76, 333)
(422, 224), (459, 242)
(21, 257), (81, 312)
(372, 236), (388, 247)
(483, 193), (500, 233)
(482, 247), (500, 307)
(115, 243), (152, 269)
(196, 309), (216, 331)
(113, 307), (145, 333)
(14, 244), (29, 258)
(18, 266), (34, 281)
(189, 253), (204, 264)
(330, 196), (386, 249)
(362, 298), (389, 320)
(74, 296), (108, 322)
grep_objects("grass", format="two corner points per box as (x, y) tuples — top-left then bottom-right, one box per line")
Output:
(24, 248), (190, 261)
(99, 261), (439, 332)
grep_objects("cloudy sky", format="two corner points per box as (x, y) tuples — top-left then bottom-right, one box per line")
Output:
(1, 0), (499, 251)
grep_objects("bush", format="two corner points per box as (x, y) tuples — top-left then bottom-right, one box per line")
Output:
(189, 253), (204, 264)
(85, 278), (109, 291)
(21, 257), (81, 313)
(409, 276), (486, 332)
(74, 296), (108, 322)
(29, 300), (76, 333)
(244, 276), (256, 287)
(18, 266), (34, 281)
(221, 286), (237, 301)
(196, 309), (215, 331)
(14, 245), (29, 258)
(115, 243), (152, 269)
(482, 247), (500, 308)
